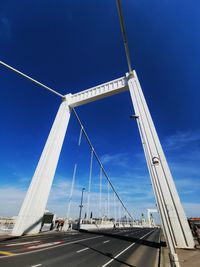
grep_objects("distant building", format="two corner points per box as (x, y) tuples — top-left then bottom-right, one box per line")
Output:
(188, 217), (200, 244)
(0, 216), (16, 232)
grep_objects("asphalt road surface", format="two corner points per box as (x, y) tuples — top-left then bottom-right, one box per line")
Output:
(0, 227), (161, 267)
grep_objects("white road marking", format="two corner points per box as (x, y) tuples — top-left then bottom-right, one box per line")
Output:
(103, 240), (110, 244)
(101, 229), (155, 267)
(28, 241), (62, 249)
(76, 247), (89, 253)
(0, 235), (103, 258)
(101, 243), (135, 267)
(31, 264), (42, 267)
(6, 241), (40, 247)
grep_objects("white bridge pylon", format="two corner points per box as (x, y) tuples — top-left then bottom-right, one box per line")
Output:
(11, 70), (194, 249)
(147, 209), (158, 227)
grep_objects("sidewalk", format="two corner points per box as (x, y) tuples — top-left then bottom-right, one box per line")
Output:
(177, 240), (200, 267)
(160, 237), (200, 267)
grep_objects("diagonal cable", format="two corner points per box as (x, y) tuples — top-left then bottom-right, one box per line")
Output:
(0, 60), (64, 98)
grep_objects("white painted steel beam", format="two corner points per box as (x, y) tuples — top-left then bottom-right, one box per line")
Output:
(128, 71), (194, 249)
(68, 76), (128, 108)
(12, 98), (71, 236)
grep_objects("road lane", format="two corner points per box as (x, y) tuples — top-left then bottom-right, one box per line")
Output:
(106, 228), (160, 267)
(0, 228), (160, 267)
(0, 232), (96, 255)
(100, 229), (156, 267)
(0, 235), (104, 258)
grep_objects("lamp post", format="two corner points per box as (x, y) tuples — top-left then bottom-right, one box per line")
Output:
(78, 188), (85, 230)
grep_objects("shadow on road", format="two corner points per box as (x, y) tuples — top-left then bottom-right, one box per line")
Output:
(75, 228), (166, 267)
(0, 235), (21, 243)
(79, 228), (166, 249)
(76, 242), (136, 267)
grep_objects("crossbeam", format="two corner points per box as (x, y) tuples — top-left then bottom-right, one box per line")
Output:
(68, 76), (128, 108)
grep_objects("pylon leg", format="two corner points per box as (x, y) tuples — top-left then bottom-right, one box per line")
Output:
(128, 71), (194, 249)
(12, 99), (71, 236)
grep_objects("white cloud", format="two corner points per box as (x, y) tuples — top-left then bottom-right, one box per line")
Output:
(101, 152), (130, 168)
(175, 178), (200, 190)
(1, 130), (199, 221)
(0, 186), (25, 217)
(183, 203), (200, 218)
(163, 130), (200, 151)
(0, 180), (199, 221)
(0, 16), (11, 40)
(170, 161), (200, 177)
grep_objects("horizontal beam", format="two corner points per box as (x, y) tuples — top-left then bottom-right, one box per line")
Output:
(68, 76), (128, 108)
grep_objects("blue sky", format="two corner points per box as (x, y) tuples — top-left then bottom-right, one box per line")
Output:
(0, 0), (200, 220)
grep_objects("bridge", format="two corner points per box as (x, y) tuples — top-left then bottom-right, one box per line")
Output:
(0, 1), (198, 267)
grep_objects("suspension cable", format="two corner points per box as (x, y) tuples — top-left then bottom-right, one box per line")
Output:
(78, 126), (83, 146)
(67, 163), (77, 218)
(87, 149), (94, 219)
(99, 166), (102, 218)
(107, 181), (110, 218)
(72, 107), (133, 220)
(114, 192), (117, 222)
(0, 60), (64, 98)
(116, 0), (132, 74)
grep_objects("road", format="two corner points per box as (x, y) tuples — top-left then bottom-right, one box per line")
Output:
(0, 227), (161, 267)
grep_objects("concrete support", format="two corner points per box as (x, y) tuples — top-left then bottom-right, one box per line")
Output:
(12, 98), (71, 236)
(128, 71), (194, 250)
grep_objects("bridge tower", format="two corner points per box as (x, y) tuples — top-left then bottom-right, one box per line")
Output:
(0, 3), (194, 267)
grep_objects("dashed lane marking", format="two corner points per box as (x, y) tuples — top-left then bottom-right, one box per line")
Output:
(0, 235), (103, 259)
(103, 240), (110, 244)
(76, 247), (89, 253)
(101, 243), (135, 267)
(101, 229), (155, 267)
(6, 241), (40, 247)
(31, 264), (42, 267)
(28, 241), (63, 249)
(0, 250), (16, 256)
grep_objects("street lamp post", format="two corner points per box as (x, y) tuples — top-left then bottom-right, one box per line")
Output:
(78, 188), (85, 230)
